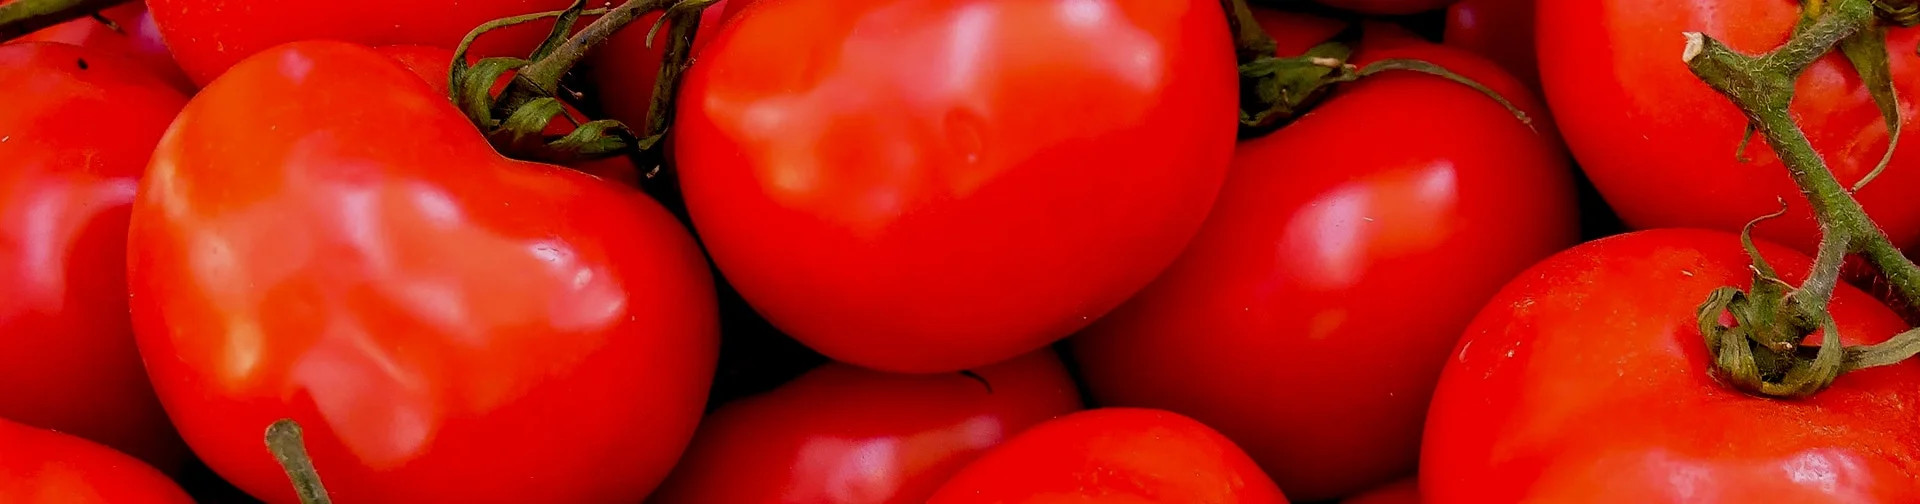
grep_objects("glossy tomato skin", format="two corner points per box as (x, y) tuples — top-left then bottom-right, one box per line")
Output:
(1539, 1), (1920, 253)
(1443, 0), (1537, 90)
(674, 0), (1239, 373)
(1311, 0), (1460, 15)
(650, 350), (1082, 504)
(146, 0), (581, 86)
(1422, 229), (1920, 502)
(127, 41), (719, 504)
(3, 1), (193, 91)
(926, 408), (1290, 504)
(376, 44), (642, 186)
(1343, 479), (1419, 504)
(0, 418), (194, 504)
(1071, 16), (1576, 502)
(0, 42), (190, 473)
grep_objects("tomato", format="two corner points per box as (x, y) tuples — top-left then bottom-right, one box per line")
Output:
(3, 0), (193, 91)
(1444, 0), (1538, 90)
(126, 40), (719, 503)
(146, 0), (582, 86)
(376, 44), (642, 186)
(1070, 12), (1576, 502)
(650, 349), (1082, 503)
(926, 408), (1290, 504)
(1310, 0), (1460, 15)
(1538, 0), (1920, 253)
(0, 41), (189, 473)
(1421, 229), (1920, 502)
(1344, 479), (1419, 504)
(673, 0), (1238, 373)
(0, 417), (194, 504)
(587, 0), (728, 136)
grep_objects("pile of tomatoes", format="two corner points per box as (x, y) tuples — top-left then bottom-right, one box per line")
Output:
(3, 0), (1917, 502)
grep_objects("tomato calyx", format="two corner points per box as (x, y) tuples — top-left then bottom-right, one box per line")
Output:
(452, 0), (716, 175)
(1226, 0), (1529, 137)
(0, 0), (125, 41)
(265, 419), (335, 504)
(1684, 0), (1920, 398)
(1871, 0), (1918, 26)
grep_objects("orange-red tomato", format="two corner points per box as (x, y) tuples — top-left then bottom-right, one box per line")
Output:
(0, 417), (194, 504)
(651, 350), (1082, 504)
(126, 41), (719, 504)
(1444, 0), (1538, 90)
(2, 0), (192, 91)
(0, 41), (189, 473)
(1423, 229), (1920, 502)
(674, 0), (1239, 373)
(927, 408), (1291, 504)
(1072, 11), (1575, 502)
(1538, 0), (1920, 252)
(146, 0), (583, 86)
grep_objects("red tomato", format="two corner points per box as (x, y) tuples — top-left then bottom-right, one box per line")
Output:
(0, 417), (194, 504)
(587, 0), (728, 135)
(650, 350), (1082, 504)
(376, 44), (642, 186)
(1444, 0), (1538, 90)
(1344, 479), (1419, 504)
(3, 1), (193, 91)
(673, 0), (1238, 373)
(1422, 229), (1920, 502)
(146, 0), (582, 86)
(1310, 0), (1460, 15)
(1538, 0), (1920, 252)
(0, 41), (189, 473)
(1070, 13), (1576, 502)
(126, 41), (719, 504)
(926, 408), (1291, 504)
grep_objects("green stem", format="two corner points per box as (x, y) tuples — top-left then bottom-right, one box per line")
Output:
(0, 0), (127, 41)
(1684, 0), (1920, 397)
(499, 0), (675, 111)
(266, 419), (333, 504)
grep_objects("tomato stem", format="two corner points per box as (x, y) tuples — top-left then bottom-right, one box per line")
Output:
(453, 0), (717, 172)
(0, 0), (128, 41)
(1684, 0), (1920, 397)
(266, 419), (334, 504)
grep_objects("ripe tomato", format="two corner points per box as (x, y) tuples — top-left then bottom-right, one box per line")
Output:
(926, 408), (1290, 504)
(126, 40), (719, 503)
(673, 0), (1238, 373)
(1071, 12), (1576, 502)
(0, 41), (189, 472)
(1443, 0), (1537, 90)
(1538, 0), (1920, 252)
(650, 350), (1082, 504)
(376, 44), (641, 186)
(1344, 479), (1419, 504)
(587, 0), (728, 135)
(1310, 0), (1460, 15)
(0, 417), (194, 504)
(1422, 229), (1920, 502)
(146, 0), (581, 86)
(2, 0), (193, 91)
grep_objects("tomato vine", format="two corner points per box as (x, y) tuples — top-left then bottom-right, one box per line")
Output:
(1686, 0), (1920, 398)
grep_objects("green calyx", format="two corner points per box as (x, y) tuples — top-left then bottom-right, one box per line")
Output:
(451, 0), (717, 174)
(1688, 0), (1920, 399)
(1224, 0), (1530, 138)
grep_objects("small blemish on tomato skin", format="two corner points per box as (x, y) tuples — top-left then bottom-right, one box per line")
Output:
(76, 58), (89, 70)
